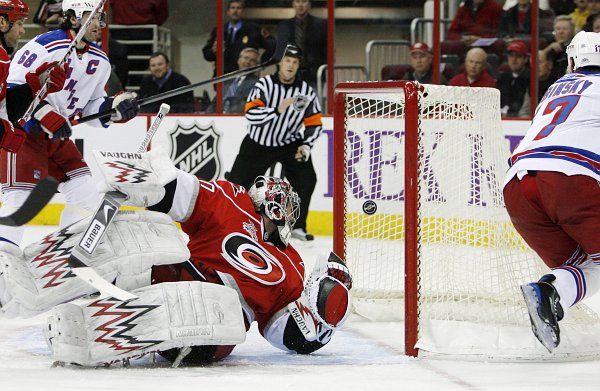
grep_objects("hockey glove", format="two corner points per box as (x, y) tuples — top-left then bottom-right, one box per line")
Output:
(33, 101), (72, 139)
(0, 119), (26, 153)
(302, 252), (352, 330)
(104, 91), (139, 123)
(295, 144), (311, 162)
(25, 61), (68, 97)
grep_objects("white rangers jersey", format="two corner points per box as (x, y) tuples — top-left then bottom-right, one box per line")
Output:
(504, 70), (600, 186)
(8, 29), (111, 129)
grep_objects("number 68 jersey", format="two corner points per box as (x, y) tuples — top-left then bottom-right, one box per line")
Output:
(7, 29), (111, 129)
(504, 71), (600, 187)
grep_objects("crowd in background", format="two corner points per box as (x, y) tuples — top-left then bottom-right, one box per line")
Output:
(31, 0), (600, 117)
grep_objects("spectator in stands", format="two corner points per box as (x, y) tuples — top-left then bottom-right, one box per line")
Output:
(593, 13), (600, 31)
(499, 0), (555, 39)
(582, 0), (600, 31)
(449, 48), (496, 88)
(570, 0), (591, 31)
(223, 48), (260, 114)
(538, 50), (562, 102)
(138, 52), (194, 114)
(548, 0), (576, 15)
(33, 0), (63, 28)
(542, 15), (575, 76)
(402, 42), (447, 85)
(497, 40), (530, 118)
(109, 0), (168, 26)
(203, 0), (275, 75)
(447, 0), (503, 44)
(275, 0), (327, 89)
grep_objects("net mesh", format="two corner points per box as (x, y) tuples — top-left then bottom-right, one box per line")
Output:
(339, 83), (600, 360)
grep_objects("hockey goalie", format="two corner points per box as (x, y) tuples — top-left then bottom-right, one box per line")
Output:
(0, 147), (352, 367)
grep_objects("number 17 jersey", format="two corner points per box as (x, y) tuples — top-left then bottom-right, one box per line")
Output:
(504, 71), (600, 187)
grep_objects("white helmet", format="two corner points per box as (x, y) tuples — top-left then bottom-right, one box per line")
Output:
(62, 0), (105, 27)
(566, 31), (600, 73)
(248, 176), (300, 248)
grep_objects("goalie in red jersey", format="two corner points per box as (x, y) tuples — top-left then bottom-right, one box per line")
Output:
(0, 148), (352, 367)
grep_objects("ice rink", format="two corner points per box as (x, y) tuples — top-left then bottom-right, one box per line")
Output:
(2, 226), (600, 391)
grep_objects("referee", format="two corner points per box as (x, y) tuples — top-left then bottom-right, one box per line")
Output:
(226, 44), (322, 241)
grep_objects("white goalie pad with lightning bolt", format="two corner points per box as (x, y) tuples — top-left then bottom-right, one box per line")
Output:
(0, 210), (190, 317)
(45, 281), (246, 367)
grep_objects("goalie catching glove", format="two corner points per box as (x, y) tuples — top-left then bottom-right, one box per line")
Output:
(88, 147), (178, 207)
(0, 211), (189, 317)
(45, 281), (246, 367)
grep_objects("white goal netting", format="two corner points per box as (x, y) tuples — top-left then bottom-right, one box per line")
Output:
(337, 83), (600, 361)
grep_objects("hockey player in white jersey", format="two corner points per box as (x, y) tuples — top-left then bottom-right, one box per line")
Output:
(503, 31), (600, 353)
(0, 0), (139, 248)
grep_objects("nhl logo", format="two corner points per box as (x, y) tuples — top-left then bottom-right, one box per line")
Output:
(169, 121), (222, 180)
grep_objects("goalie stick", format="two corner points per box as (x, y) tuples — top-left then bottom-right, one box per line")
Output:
(0, 176), (58, 226)
(75, 57), (278, 124)
(67, 103), (171, 301)
(18, 0), (107, 126)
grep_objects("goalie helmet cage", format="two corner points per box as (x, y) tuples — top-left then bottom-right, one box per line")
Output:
(333, 81), (600, 361)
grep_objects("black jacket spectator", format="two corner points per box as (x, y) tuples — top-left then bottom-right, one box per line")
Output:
(275, 14), (327, 86)
(548, 0), (576, 16)
(223, 74), (259, 114)
(138, 71), (194, 113)
(203, 22), (274, 74)
(498, 67), (530, 117)
(499, 3), (554, 38)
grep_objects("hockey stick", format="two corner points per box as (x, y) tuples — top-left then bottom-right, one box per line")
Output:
(75, 57), (278, 124)
(18, 0), (107, 126)
(0, 176), (58, 226)
(67, 103), (171, 300)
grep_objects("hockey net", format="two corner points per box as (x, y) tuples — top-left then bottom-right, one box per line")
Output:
(333, 82), (600, 361)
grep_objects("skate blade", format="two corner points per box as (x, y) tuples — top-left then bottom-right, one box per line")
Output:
(520, 284), (559, 353)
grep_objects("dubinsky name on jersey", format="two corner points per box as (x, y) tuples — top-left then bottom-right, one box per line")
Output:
(505, 70), (600, 186)
(8, 29), (111, 130)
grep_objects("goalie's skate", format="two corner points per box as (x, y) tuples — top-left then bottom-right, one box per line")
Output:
(520, 275), (564, 353)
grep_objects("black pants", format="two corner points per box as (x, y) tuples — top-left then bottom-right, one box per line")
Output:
(226, 136), (317, 230)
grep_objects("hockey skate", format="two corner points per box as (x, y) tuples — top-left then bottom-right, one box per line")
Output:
(292, 228), (314, 241)
(520, 274), (564, 353)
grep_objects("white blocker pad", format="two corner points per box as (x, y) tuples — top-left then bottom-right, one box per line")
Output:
(88, 147), (178, 207)
(45, 281), (246, 366)
(0, 210), (190, 317)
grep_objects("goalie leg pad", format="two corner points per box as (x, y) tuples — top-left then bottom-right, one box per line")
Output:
(0, 210), (190, 317)
(45, 281), (246, 366)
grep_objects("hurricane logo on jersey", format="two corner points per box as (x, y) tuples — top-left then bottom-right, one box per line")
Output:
(221, 232), (286, 285)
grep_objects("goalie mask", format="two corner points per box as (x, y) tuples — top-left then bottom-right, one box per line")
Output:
(249, 176), (300, 248)
(62, 0), (106, 29)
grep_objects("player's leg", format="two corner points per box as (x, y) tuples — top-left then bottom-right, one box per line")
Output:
(0, 134), (49, 245)
(280, 144), (317, 240)
(504, 172), (600, 351)
(48, 139), (102, 227)
(226, 136), (275, 190)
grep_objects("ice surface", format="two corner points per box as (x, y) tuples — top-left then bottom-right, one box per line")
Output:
(1, 227), (599, 391)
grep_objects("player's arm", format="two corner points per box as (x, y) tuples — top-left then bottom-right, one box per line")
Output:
(83, 61), (139, 128)
(244, 79), (279, 125)
(295, 90), (323, 162)
(262, 252), (352, 354)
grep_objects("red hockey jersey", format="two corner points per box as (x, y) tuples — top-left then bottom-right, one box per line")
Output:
(156, 174), (305, 329)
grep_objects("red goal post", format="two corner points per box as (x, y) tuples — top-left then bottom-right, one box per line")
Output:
(332, 81), (600, 361)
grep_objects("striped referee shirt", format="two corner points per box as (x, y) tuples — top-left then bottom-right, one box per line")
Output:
(244, 73), (323, 147)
